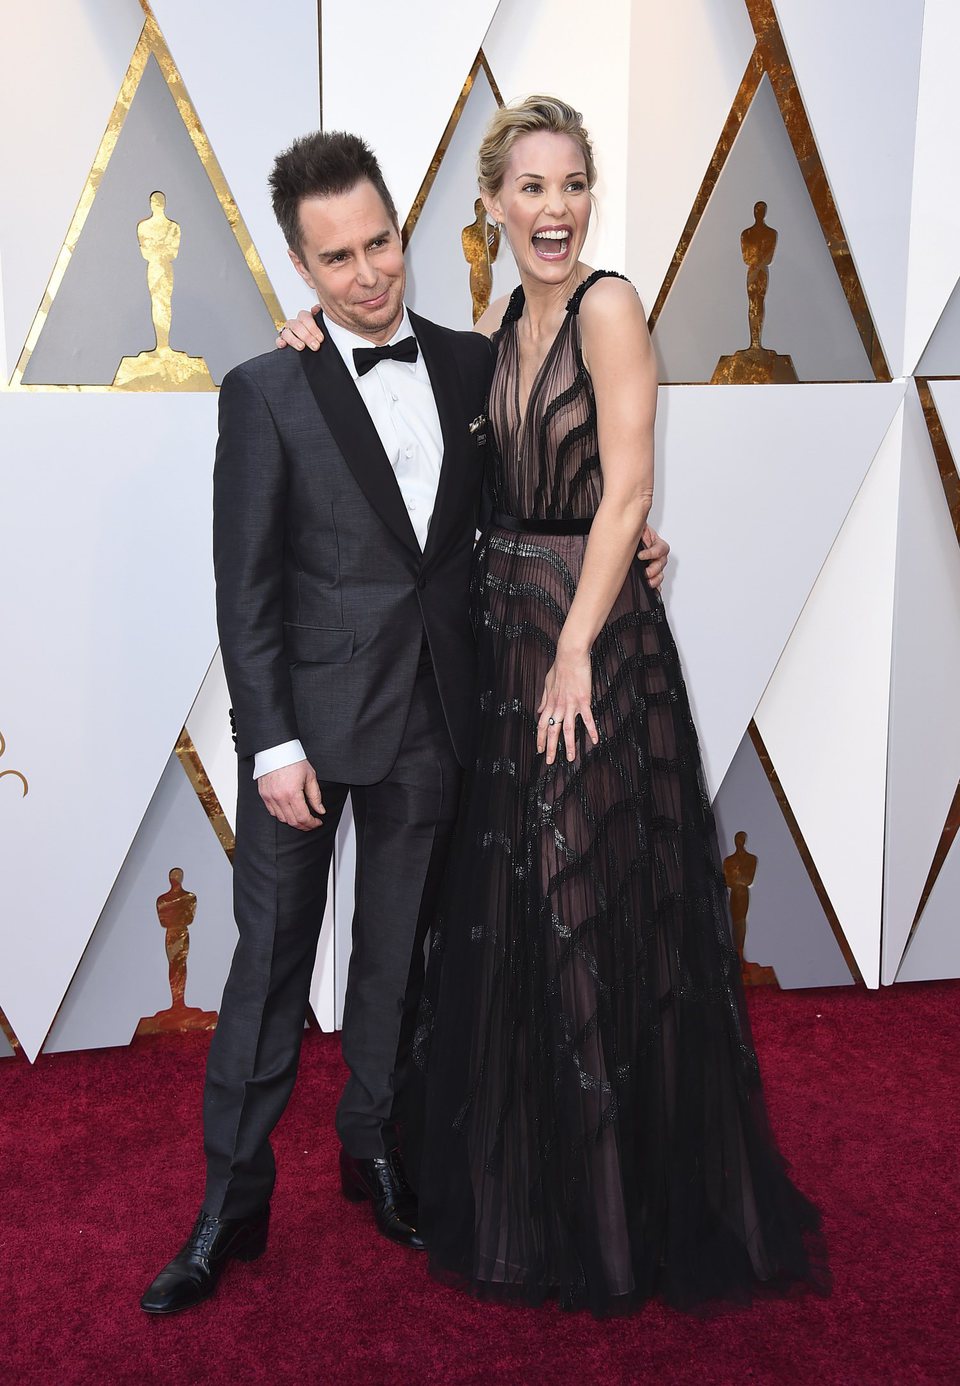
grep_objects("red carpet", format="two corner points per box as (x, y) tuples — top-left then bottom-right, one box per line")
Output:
(2, 981), (958, 1385)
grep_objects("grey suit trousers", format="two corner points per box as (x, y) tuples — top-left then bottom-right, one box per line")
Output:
(202, 663), (460, 1218)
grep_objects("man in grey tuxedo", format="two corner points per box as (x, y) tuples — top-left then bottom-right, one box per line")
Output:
(141, 130), (668, 1315)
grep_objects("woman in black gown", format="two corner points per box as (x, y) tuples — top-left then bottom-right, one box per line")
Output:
(412, 96), (826, 1316)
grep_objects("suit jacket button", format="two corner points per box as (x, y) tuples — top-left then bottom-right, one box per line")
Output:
(417, 576), (427, 590)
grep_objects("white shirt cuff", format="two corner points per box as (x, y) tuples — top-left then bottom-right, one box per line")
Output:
(253, 740), (307, 779)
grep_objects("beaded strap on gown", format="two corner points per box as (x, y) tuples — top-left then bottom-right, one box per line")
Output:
(413, 270), (826, 1315)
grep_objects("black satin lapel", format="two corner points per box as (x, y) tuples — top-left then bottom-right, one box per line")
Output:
(299, 314), (420, 560)
(411, 311), (468, 562)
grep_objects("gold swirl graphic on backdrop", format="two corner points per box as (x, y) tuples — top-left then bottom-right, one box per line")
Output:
(0, 731), (29, 797)
(112, 191), (214, 390)
(712, 201), (798, 384)
(462, 198), (501, 324)
(7, 0), (283, 392)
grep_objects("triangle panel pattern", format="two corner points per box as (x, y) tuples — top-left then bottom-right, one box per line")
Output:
(0, 392), (220, 1059)
(148, 0), (321, 316)
(482, 0), (632, 273)
(882, 383), (960, 981)
(321, 0), (502, 230)
(20, 51), (277, 387)
(0, 1008), (19, 1060)
(916, 276), (960, 380)
(405, 62), (520, 331)
(43, 751), (236, 1053)
(713, 730), (853, 988)
(184, 650), (238, 839)
(0, 0), (145, 379)
(928, 379), (960, 512)
(651, 74), (871, 383)
(904, 0), (960, 375)
(772, 0), (924, 378)
(652, 381), (904, 796)
(897, 828), (960, 983)
(755, 405), (905, 988)
(625, 0), (757, 313)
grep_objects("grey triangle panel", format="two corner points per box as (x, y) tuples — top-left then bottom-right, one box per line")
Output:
(24, 55), (277, 387)
(712, 729), (853, 988)
(43, 750), (236, 1053)
(652, 75), (872, 384)
(916, 275), (960, 378)
(897, 830), (960, 983)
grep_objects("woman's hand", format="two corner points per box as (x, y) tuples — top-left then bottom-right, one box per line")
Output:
(276, 307), (324, 350)
(638, 524), (669, 589)
(536, 645), (599, 765)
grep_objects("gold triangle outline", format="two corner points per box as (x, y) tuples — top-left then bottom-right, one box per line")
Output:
(747, 720), (864, 985)
(0, 1006), (24, 1057)
(893, 379), (960, 977)
(7, 0), (284, 392)
(174, 724), (235, 862)
(648, 0), (890, 383)
(402, 48), (503, 249)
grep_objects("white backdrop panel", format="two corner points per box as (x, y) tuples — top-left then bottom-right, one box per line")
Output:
(148, 0), (320, 316)
(755, 404), (905, 988)
(0, 0), (145, 379)
(321, 0), (501, 229)
(772, 0), (924, 377)
(904, 0), (960, 374)
(882, 383), (960, 981)
(625, 0), (756, 311)
(0, 393), (220, 1058)
(482, 0), (631, 274)
(652, 382), (904, 797)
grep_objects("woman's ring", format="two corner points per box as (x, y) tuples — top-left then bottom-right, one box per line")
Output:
(548, 717), (556, 726)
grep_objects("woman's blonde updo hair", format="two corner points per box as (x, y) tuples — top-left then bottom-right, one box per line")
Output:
(477, 95), (597, 200)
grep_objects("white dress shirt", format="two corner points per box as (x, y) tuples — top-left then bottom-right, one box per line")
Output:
(253, 308), (443, 779)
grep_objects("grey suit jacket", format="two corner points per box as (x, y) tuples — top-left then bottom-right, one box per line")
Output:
(213, 309), (494, 783)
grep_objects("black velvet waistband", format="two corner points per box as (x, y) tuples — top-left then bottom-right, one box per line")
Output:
(491, 511), (593, 536)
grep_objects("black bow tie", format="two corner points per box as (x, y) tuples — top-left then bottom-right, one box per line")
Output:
(353, 336), (418, 377)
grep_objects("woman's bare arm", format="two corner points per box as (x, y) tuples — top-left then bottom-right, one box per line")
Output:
(536, 276), (658, 765)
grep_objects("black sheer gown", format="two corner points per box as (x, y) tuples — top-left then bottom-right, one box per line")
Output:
(413, 271), (826, 1315)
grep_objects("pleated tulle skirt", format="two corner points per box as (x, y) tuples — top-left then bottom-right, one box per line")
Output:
(412, 528), (827, 1316)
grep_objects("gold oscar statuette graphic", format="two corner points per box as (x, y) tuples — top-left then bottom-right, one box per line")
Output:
(723, 831), (779, 987)
(113, 191), (214, 391)
(135, 867), (218, 1035)
(462, 198), (501, 324)
(712, 201), (798, 385)
(0, 730), (29, 797)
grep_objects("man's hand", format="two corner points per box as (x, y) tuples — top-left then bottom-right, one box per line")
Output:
(276, 308), (324, 351)
(257, 759), (325, 831)
(638, 524), (670, 590)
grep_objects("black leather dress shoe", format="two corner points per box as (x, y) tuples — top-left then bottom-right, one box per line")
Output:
(139, 1206), (270, 1315)
(339, 1148), (425, 1250)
